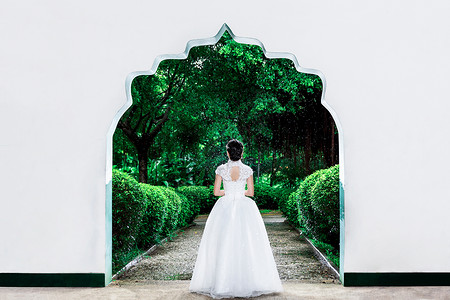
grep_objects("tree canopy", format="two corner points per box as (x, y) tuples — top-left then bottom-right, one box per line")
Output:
(114, 32), (338, 187)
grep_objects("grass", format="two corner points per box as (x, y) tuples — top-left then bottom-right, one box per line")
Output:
(165, 273), (190, 280)
(259, 209), (281, 214)
(112, 248), (146, 274)
(198, 209), (281, 216)
(309, 238), (340, 269)
(285, 220), (340, 270)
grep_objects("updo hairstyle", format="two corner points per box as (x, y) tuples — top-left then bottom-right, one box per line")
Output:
(226, 139), (244, 161)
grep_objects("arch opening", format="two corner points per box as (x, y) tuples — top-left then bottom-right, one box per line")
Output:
(106, 23), (345, 284)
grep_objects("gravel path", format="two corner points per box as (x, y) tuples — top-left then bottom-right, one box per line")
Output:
(114, 213), (339, 285)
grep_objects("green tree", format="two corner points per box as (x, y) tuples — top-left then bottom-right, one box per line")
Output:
(114, 31), (338, 187)
(117, 61), (186, 183)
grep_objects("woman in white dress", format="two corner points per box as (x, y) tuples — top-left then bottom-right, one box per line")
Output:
(189, 139), (283, 299)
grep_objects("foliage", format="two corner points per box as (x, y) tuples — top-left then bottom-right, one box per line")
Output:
(112, 31), (341, 273)
(137, 184), (168, 248)
(276, 165), (340, 267)
(114, 31), (338, 187)
(309, 238), (340, 269)
(309, 165), (340, 248)
(253, 183), (274, 208)
(112, 248), (144, 277)
(176, 185), (215, 214)
(253, 184), (292, 209)
(296, 165), (340, 249)
(278, 189), (301, 227)
(158, 186), (191, 234)
(112, 170), (198, 273)
(258, 209), (280, 214)
(112, 169), (146, 256)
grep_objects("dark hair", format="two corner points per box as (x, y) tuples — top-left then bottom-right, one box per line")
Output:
(226, 139), (244, 161)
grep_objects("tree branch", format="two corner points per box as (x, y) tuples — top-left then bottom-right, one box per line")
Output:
(117, 119), (139, 144)
(147, 105), (171, 139)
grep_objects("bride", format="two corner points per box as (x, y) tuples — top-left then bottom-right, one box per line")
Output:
(189, 139), (283, 299)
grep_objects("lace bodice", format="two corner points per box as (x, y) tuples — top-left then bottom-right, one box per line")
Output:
(215, 159), (253, 196)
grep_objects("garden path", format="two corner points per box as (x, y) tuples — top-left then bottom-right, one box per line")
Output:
(113, 211), (339, 285)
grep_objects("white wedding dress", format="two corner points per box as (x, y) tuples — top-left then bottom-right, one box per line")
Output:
(189, 159), (283, 299)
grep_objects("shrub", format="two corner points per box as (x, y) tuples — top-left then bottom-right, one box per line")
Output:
(177, 191), (195, 226)
(113, 171), (201, 274)
(158, 186), (189, 232)
(177, 186), (215, 214)
(112, 170), (146, 260)
(137, 185), (197, 249)
(276, 165), (340, 268)
(272, 186), (295, 210)
(310, 238), (340, 269)
(253, 183), (279, 209)
(309, 165), (340, 248)
(297, 170), (323, 234)
(137, 184), (168, 248)
(281, 189), (300, 227)
(296, 165), (340, 249)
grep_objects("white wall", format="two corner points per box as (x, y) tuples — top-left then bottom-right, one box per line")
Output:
(1, 0), (450, 279)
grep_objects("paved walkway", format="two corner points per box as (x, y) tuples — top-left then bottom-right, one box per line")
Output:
(115, 212), (338, 283)
(2, 280), (450, 299)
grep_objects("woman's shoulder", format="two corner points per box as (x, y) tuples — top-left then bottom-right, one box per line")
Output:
(241, 163), (254, 175)
(241, 162), (251, 169)
(215, 163), (227, 175)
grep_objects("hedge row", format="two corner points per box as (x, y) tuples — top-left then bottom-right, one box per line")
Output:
(176, 183), (284, 213)
(278, 187), (300, 227)
(281, 165), (340, 250)
(112, 170), (199, 273)
(253, 184), (291, 209)
(176, 185), (215, 214)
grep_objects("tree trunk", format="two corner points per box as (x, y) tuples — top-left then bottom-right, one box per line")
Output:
(293, 146), (297, 169)
(257, 149), (261, 185)
(137, 147), (149, 183)
(322, 113), (332, 167)
(322, 110), (328, 165)
(331, 119), (336, 165)
(270, 149), (276, 186)
(155, 160), (158, 184)
(304, 126), (311, 175)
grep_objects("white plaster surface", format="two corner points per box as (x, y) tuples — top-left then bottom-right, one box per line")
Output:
(1, 0), (450, 276)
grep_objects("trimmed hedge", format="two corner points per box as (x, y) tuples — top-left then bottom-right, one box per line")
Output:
(176, 186), (215, 214)
(137, 185), (167, 248)
(295, 165), (340, 249)
(253, 184), (282, 209)
(276, 165), (340, 267)
(279, 189), (300, 227)
(112, 170), (146, 256)
(309, 165), (339, 249)
(112, 170), (198, 273)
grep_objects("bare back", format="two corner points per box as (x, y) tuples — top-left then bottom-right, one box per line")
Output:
(230, 166), (240, 181)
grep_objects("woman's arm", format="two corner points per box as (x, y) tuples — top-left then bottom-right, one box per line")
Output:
(244, 175), (254, 197)
(213, 174), (225, 196)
